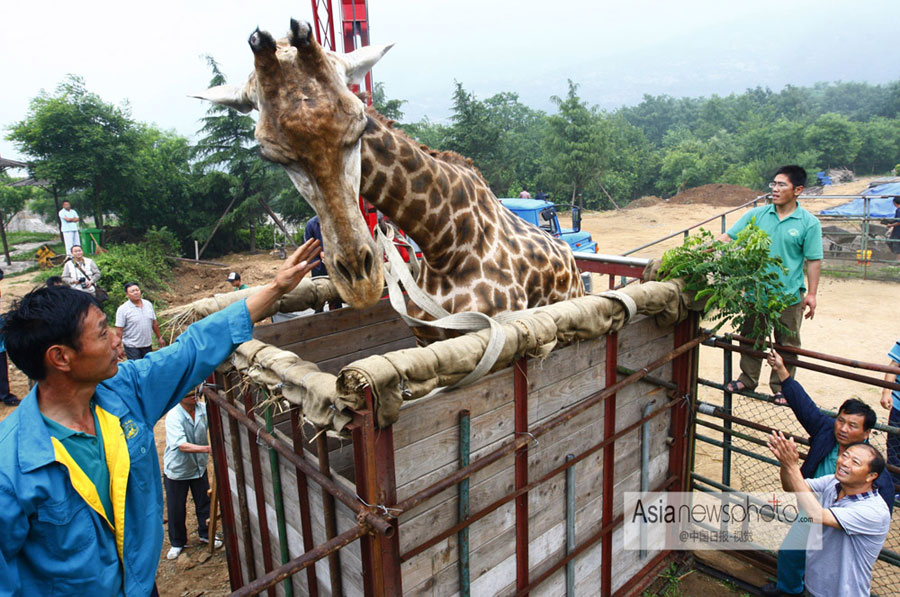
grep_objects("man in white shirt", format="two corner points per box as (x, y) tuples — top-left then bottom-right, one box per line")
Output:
(114, 283), (165, 360)
(768, 432), (890, 597)
(58, 200), (80, 255)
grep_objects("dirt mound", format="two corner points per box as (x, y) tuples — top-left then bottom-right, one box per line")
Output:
(668, 184), (761, 207)
(159, 252), (283, 308)
(626, 195), (663, 209)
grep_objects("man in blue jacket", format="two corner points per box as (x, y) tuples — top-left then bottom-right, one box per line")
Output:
(0, 239), (320, 596)
(762, 350), (894, 596)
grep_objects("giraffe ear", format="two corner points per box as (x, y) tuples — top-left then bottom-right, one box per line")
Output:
(189, 82), (257, 114)
(340, 43), (394, 86)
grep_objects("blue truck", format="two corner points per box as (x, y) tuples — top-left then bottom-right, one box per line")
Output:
(499, 198), (598, 254)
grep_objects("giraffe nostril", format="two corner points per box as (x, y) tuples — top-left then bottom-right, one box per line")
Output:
(334, 259), (353, 285)
(361, 248), (374, 279)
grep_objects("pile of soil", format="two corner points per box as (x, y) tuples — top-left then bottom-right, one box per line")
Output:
(626, 195), (663, 209)
(667, 183), (762, 207)
(158, 252), (283, 308)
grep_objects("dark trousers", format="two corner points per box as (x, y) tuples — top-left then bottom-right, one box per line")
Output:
(776, 519), (809, 594)
(889, 407), (900, 472)
(124, 345), (152, 360)
(164, 472), (211, 548)
(0, 351), (12, 402)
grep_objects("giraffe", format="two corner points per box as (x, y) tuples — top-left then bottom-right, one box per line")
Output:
(195, 19), (584, 325)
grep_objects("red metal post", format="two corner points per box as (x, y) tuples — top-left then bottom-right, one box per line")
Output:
(222, 374), (257, 584)
(242, 385), (277, 597)
(290, 409), (320, 597)
(310, 0), (337, 51)
(340, 0), (374, 101)
(205, 386), (243, 590)
(514, 358), (530, 594)
(601, 333), (619, 597)
(670, 313), (698, 490)
(374, 412), (402, 595)
(352, 387), (385, 596)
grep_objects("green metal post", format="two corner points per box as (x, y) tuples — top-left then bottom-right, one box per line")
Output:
(265, 405), (294, 597)
(458, 410), (471, 597)
(722, 339), (733, 487)
(565, 453), (576, 597)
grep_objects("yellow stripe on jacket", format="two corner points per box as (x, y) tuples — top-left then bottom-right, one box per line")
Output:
(96, 406), (131, 561)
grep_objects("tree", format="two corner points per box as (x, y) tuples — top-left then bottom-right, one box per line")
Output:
(853, 118), (900, 175)
(8, 75), (142, 228)
(192, 56), (291, 255)
(539, 81), (603, 209)
(805, 112), (861, 168)
(481, 92), (545, 196)
(372, 82), (406, 121)
(444, 82), (502, 189)
(0, 173), (35, 263)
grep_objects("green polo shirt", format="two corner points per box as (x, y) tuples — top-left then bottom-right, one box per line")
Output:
(42, 403), (113, 521)
(814, 444), (839, 478)
(728, 203), (823, 302)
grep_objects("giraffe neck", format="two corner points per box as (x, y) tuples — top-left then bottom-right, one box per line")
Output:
(359, 114), (497, 268)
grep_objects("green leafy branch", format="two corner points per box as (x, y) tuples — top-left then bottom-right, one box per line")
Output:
(658, 223), (794, 347)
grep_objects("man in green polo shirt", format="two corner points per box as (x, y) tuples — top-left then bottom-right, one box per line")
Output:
(717, 165), (823, 399)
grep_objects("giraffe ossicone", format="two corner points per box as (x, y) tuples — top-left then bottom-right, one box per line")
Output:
(194, 20), (584, 329)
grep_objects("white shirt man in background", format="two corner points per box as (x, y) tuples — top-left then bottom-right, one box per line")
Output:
(58, 200), (80, 255)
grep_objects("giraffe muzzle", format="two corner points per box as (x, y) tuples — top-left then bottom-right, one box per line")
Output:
(328, 243), (384, 308)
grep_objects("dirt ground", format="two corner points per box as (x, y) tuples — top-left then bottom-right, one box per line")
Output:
(0, 176), (892, 594)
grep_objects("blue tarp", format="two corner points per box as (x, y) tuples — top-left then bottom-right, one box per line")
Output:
(819, 183), (900, 217)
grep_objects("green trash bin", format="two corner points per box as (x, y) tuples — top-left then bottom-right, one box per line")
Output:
(79, 228), (103, 254)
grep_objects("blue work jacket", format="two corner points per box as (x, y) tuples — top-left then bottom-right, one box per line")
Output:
(0, 300), (252, 596)
(782, 376), (895, 511)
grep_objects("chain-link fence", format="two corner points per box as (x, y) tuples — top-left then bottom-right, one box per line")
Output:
(820, 216), (900, 282)
(692, 343), (900, 596)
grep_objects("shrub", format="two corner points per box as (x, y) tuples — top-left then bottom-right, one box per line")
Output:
(35, 238), (174, 319)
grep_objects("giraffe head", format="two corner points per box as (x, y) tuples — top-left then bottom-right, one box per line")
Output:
(193, 20), (392, 308)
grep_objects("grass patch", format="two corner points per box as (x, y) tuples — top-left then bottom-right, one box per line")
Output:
(4, 231), (59, 245)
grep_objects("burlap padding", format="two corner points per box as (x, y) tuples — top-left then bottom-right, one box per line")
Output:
(171, 276), (690, 433)
(161, 277), (342, 333)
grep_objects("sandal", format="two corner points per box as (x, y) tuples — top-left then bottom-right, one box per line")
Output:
(725, 380), (747, 393)
(773, 392), (788, 406)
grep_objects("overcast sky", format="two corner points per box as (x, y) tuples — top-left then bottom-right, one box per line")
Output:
(3, 0), (899, 165)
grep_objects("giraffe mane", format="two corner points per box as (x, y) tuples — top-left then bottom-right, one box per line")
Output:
(364, 106), (491, 187)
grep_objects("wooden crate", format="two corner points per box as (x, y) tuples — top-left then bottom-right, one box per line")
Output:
(210, 296), (694, 596)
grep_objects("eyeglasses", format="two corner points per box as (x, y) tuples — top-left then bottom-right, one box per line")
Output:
(768, 181), (791, 190)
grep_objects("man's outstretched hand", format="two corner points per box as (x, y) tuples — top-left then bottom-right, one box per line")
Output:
(767, 430), (800, 469)
(247, 238), (322, 323)
(273, 239), (323, 294)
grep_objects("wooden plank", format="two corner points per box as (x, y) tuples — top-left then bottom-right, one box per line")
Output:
(315, 336), (418, 375)
(253, 298), (400, 346)
(393, 368), (514, 451)
(408, 400), (672, 594)
(280, 318), (414, 363)
(394, 399), (514, 488)
(522, 334), (606, 396)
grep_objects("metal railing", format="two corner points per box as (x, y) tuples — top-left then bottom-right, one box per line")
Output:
(690, 332), (900, 595)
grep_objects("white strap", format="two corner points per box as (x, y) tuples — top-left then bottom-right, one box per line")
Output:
(374, 226), (507, 390)
(597, 290), (637, 322)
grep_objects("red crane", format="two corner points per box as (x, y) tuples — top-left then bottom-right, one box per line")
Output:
(309, 0), (420, 261)
(310, 0), (374, 104)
